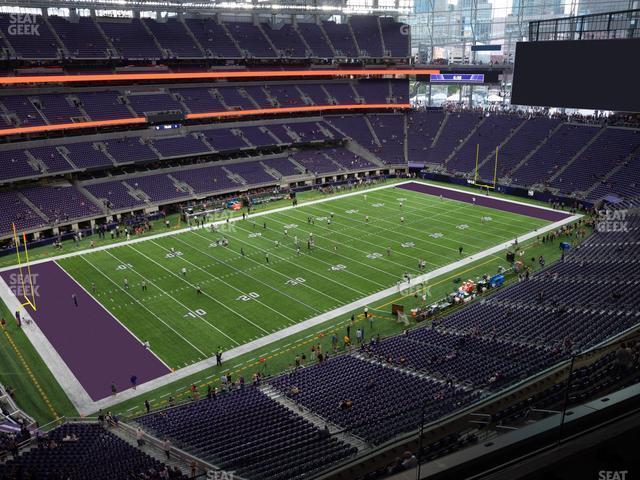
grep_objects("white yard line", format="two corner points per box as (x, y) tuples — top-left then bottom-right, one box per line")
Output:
(0, 180), (579, 415)
(105, 248), (245, 344)
(54, 260), (173, 372)
(173, 233), (324, 315)
(0, 275), (95, 412)
(0, 181), (408, 273)
(0, 180), (567, 274)
(76, 212), (582, 415)
(278, 201), (474, 267)
(80, 254), (208, 357)
(301, 201), (506, 257)
(230, 220), (394, 287)
(146, 239), (295, 329)
(375, 188), (540, 229)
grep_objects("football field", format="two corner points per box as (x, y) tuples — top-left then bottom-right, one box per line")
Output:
(56, 182), (550, 371)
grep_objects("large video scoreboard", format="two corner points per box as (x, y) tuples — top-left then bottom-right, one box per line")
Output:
(512, 38), (640, 111)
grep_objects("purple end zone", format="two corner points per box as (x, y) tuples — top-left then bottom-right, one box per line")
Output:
(1, 261), (170, 401)
(397, 182), (572, 222)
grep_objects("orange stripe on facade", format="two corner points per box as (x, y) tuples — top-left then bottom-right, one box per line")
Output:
(186, 103), (412, 120)
(0, 103), (411, 137)
(0, 69), (439, 85)
(0, 117), (146, 136)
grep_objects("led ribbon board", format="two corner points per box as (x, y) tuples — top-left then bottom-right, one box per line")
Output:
(430, 74), (485, 83)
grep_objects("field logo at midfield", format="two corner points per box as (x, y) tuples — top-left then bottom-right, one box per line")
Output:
(8, 14), (40, 36)
(596, 209), (628, 233)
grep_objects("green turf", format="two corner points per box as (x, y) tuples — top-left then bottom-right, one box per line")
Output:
(0, 178), (556, 270)
(57, 185), (549, 369)
(0, 300), (78, 426)
(108, 228), (577, 419)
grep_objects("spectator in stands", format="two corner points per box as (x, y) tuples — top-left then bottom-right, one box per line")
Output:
(401, 451), (418, 469)
(615, 343), (634, 374)
(162, 437), (172, 460)
(136, 427), (145, 447)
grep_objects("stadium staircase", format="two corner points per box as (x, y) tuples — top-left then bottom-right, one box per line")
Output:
(76, 183), (109, 213)
(143, 138), (163, 158)
(168, 174), (195, 195)
(584, 142), (640, 198)
(260, 384), (370, 452)
(286, 154), (308, 174)
(238, 87), (261, 109)
(95, 142), (119, 166)
(140, 18), (167, 57)
(24, 150), (48, 172)
(222, 166), (245, 185)
(295, 85), (313, 106)
(503, 121), (564, 182)
(325, 119), (385, 167)
(364, 116), (382, 146)
(67, 95), (91, 121)
(43, 16), (69, 58)
(56, 145), (79, 170)
(0, 28), (16, 58)
(321, 85), (338, 105)
(260, 160), (287, 180)
(318, 22), (339, 57)
(403, 114), (409, 165)
(349, 82), (363, 104)
(346, 22), (361, 57)
(377, 17), (388, 57)
(443, 116), (487, 167)
(181, 18), (206, 56)
(209, 88), (231, 111)
(352, 351), (473, 391)
(257, 23), (279, 55)
(108, 422), (192, 475)
(221, 22), (244, 57)
(430, 112), (450, 148)
(545, 126), (606, 187)
(126, 181), (152, 204)
(17, 191), (49, 222)
(92, 19), (119, 58)
(475, 117), (530, 176)
(294, 23), (313, 57)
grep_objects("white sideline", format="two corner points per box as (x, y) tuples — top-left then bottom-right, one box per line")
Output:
(0, 180), (581, 415)
(0, 275), (95, 412)
(0, 179), (564, 273)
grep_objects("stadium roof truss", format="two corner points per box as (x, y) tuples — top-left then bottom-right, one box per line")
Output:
(0, 0), (411, 16)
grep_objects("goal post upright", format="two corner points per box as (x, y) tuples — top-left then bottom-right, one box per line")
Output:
(473, 143), (480, 184)
(492, 146), (499, 189)
(11, 223), (37, 312)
